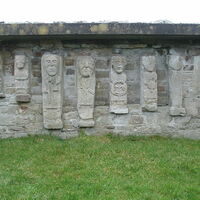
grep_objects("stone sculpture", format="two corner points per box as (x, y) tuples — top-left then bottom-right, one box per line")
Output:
(0, 55), (5, 98)
(109, 55), (128, 114)
(14, 54), (31, 102)
(76, 56), (95, 127)
(168, 55), (186, 116)
(182, 56), (199, 116)
(41, 53), (63, 129)
(140, 56), (157, 112)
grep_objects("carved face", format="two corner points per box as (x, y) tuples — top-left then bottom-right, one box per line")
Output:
(112, 56), (126, 74)
(15, 56), (26, 69)
(80, 66), (93, 77)
(113, 63), (124, 74)
(45, 56), (58, 76)
(78, 58), (94, 78)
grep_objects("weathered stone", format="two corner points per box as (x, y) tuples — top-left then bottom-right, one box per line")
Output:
(182, 56), (199, 116)
(140, 56), (157, 112)
(168, 55), (186, 116)
(14, 54), (31, 102)
(95, 58), (108, 70)
(16, 94), (31, 102)
(129, 115), (144, 124)
(109, 55), (128, 114)
(96, 70), (109, 78)
(0, 55), (5, 98)
(65, 58), (74, 66)
(1, 26), (200, 139)
(41, 53), (63, 129)
(76, 56), (95, 127)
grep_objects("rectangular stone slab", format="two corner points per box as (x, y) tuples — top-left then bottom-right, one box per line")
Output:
(140, 56), (157, 112)
(41, 53), (63, 129)
(109, 55), (128, 114)
(14, 54), (31, 103)
(168, 55), (186, 116)
(0, 55), (5, 98)
(76, 56), (95, 127)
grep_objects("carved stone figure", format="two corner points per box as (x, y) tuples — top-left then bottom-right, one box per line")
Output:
(76, 56), (95, 127)
(41, 53), (63, 129)
(140, 56), (157, 112)
(0, 55), (5, 98)
(109, 55), (128, 114)
(168, 55), (186, 116)
(14, 54), (31, 102)
(182, 56), (199, 116)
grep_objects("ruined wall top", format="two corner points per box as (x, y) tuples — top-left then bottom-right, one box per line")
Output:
(0, 23), (200, 42)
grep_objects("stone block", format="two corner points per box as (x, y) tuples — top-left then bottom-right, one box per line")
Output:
(129, 115), (144, 124)
(95, 59), (108, 69)
(76, 56), (95, 127)
(14, 54), (31, 103)
(0, 55), (5, 98)
(41, 53), (64, 129)
(65, 58), (75, 66)
(96, 70), (109, 78)
(140, 56), (157, 112)
(16, 94), (31, 102)
(109, 55), (128, 114)
(168, 55), (186, 116)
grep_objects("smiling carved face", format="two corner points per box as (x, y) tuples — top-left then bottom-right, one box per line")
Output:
(45, 56), (58, 76)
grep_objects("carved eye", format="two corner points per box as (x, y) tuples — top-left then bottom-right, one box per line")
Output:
(47, 60), (50, 63)
(53, 60), (57, 63)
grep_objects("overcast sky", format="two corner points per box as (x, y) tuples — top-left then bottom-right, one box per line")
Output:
(0, 0), (199, 23)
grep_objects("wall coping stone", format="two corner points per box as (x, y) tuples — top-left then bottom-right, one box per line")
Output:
(0, 23), (200, 43)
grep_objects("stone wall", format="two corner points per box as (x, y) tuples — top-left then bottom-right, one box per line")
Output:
(0, 23), (200, 139)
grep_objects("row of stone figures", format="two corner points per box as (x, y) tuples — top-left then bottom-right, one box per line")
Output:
(0, 53), (199, 129)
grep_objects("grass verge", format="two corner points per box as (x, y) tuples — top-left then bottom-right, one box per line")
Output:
(0, 134), (199, 200)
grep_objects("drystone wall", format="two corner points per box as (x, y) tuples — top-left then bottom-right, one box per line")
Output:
(0, 40), (200, 139)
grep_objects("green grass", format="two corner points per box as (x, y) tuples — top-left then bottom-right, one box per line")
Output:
(0, 134), (199, 200)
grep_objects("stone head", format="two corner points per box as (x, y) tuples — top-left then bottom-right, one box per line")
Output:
(111, 56), (127, 74)
(142, 56), (155, 72)
(15, 55), (26, 70)
(168, 55), (182, 71)
(44, 55), (59, 76)
(77, 56), (95, 78)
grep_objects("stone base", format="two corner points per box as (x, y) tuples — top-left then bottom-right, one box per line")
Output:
(1, 105), (200, 140)
(110, 106), (128, 114)
(16, 94), (31, 103)
(142, 104), (157, 112)
(44, 120), (63, 129)
(79, 119), (95, 127)
(170, 107), (186, 116)
(0, 93), (5, 98)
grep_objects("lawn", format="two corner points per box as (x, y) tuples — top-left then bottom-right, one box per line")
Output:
(0, 134), (199, 200)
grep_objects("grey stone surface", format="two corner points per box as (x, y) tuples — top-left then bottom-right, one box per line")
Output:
(0, 39), (200, 140)
(41, 53), (63, 129)
(168, 55), (186, 116)
(140, 56), (157, 112)
(0, 55), (5, 98)
(182, 56), (199, 116)
(14, 54), (31, 102)
(1, 23), (200, 38)
(76, 56), (96, 127)
(109, 55), (128, 114)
